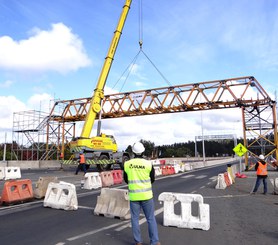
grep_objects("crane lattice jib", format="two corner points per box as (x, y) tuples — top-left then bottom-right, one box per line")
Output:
(49, 76), (274, 122)
(80, 0), (132, 138)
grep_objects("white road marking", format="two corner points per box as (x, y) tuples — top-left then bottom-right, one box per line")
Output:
(67, 220), (130, 241)
(115, 206), (165, 231)
(78, 205), (93, 210)
(195, 175), (207, 179)
(169, 173), (184, 177)
(209, 176), (218, 181)
(181, 174), (195, 179)
(204, 194), (250, 199)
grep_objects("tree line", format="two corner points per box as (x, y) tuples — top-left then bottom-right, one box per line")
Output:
(125, 139), (244, 158)
(1, 136), (273, 160)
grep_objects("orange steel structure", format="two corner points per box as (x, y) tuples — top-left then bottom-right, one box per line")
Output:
(47, 76), (277, 167)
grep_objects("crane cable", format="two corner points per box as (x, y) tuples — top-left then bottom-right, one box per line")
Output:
(139, 0), (143, 49)
(112, 0), (173, 92)
(137, 0), (172, 87)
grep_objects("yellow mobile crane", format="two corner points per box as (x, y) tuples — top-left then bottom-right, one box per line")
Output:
(70, 0), (132, 171)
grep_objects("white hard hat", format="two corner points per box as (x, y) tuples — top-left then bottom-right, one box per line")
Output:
(259, 154), (265, 160)
(132, 142), (145, 154)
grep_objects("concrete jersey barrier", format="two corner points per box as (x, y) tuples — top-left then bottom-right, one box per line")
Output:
(158, 192), (210, 231)
(43, 181), (78, 210)
(94, 188), (130, 220)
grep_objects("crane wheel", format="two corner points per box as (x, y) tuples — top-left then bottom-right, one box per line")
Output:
(96, 154), (112, 172)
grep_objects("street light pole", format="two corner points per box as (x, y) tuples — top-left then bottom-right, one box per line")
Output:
(201, 111), (206, 164)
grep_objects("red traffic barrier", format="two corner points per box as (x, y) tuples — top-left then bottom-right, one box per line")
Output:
(161, 166), (168, 175)
(159, 159), (166, 165)
(0, 179), (33, 205)
(112, 170), (123, 185)
(167, 166), (175, 175)
(224, 172), (231, 186)
(100, 171), (114, 187)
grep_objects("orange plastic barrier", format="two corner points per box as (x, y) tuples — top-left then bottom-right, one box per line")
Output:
(112, 170), (123, 185)
(0, 179), (33, 205)
(100, 171), (114, 187)
(161, 166), (168, 175)
(224, 172), (231, 186)
(159, 159), (166, 165)
(167, 166), (175, 175)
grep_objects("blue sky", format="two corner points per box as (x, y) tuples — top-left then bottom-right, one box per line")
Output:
(1, 0), (278, 150)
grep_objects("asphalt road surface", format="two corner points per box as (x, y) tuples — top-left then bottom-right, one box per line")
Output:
(0, 163), (277, 245)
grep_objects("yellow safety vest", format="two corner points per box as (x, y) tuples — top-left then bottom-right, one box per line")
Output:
(124, 158), (153, 201)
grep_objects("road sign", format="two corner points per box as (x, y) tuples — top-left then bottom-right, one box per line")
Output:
(233, 143), (248, 157)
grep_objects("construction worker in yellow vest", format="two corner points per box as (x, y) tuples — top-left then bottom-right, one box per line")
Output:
(251, 154), (268, 194)
(124, 142), (161, 245)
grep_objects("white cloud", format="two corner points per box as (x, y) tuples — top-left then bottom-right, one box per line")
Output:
(0, 23), (91, 73)
(27, 93), (54, 112)
(104, 87), (119, 95)
(0, 96), (27, 141)
(0, 80), (13, 88)
(0, 93), (55, 142)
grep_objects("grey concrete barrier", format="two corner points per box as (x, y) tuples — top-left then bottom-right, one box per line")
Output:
(34, 176), (58, 199)
(94, 188), (130, 220)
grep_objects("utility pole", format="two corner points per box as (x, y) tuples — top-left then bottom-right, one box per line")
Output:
(201, 111), (206, 164)
(3, 132), (7, 162)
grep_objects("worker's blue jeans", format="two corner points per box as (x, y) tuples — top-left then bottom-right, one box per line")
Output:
(253, 176), (267, 193)
(130, 198), (159, 245)
(75, 164), (86, 174)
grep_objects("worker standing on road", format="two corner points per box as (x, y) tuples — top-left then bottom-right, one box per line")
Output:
(124, 142), (161, 245)
(251, 154), (268, 194)
(75, 152), (87, 175)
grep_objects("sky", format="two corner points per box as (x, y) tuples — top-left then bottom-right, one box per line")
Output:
(0, 0), (278, 151)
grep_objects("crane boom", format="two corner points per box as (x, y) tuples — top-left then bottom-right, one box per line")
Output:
(69, 0), (132, 171)
(81, 0), (132, 138)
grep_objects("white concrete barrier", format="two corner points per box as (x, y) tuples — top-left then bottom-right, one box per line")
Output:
(270, 178), (278, 194)
(0, 167), (5, 180)
(215, 173), (227, 189)
(94, 188), (130, 220)
(84, 173), (102, 190)
(184, 163), (193, 171)
(154, 166), (162, 176)
(173, 163), (182, 174)
(151, 159), (161, 166)
(4, 167), (21, 180)
(158, 192), (210, 231)
(43, 181), (78, 210)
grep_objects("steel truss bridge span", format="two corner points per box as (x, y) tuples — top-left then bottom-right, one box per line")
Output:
(51, 76), (273, 121)
(46, 76), (277, 168)
(13, 76), (277, 167)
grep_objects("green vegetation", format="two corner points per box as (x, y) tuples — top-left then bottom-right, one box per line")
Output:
(125, 139), (244, 159)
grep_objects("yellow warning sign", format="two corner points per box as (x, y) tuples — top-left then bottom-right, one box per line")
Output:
(233, 143), (248, 157)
